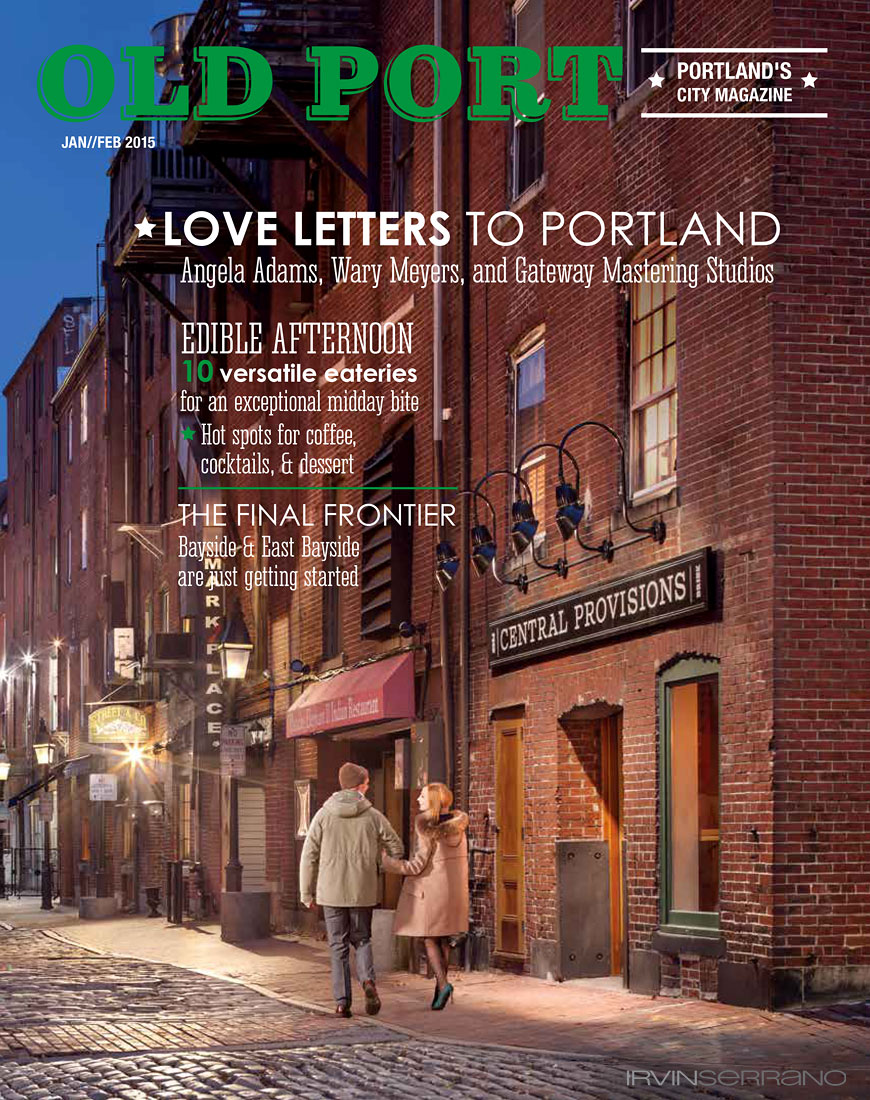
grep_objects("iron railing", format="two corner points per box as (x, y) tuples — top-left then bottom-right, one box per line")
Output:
(182, 0), (375, 79)
(2, 848), (59, 899)
(107, 120), (266, 262)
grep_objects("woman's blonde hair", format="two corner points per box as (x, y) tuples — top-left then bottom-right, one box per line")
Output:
(422, 782), (453, 821)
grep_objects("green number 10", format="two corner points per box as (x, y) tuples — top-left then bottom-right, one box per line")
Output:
(183, 359), (213, 384)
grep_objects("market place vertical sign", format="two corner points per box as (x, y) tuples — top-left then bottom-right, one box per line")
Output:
(488, 549), (713, 668)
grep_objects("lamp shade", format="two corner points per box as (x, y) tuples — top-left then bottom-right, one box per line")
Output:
(470, 524), (497, 576)
(510, 498), (539, 553)
(218, 599), (253, 680)
(435, 541), (460, 591)
(33, 740), (54, 767)
(0, 752), (10, 783)
(555, 481), (585, 540)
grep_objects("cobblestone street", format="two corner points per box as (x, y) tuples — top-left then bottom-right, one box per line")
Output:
(0, 926), (782, 1099)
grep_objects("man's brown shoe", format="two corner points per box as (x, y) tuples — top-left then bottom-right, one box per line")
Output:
(363, 980), (381, 1016)
(335, 1003), (352, 1018)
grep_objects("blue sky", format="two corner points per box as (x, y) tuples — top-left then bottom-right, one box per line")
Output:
(1, 1), (175, 475)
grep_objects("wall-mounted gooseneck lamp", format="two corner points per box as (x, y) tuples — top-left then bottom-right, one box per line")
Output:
(557, 420), (666, 550)
(436, 477), (532, 594)
(434, 421), (667, 593)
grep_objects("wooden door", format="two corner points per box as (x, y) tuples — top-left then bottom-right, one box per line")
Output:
(600, 715), (624, 976)
(495, 720), (525, 957)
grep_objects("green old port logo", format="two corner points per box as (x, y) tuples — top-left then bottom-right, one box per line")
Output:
(37, 44), (623, 124)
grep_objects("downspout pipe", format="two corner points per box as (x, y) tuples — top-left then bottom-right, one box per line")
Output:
(458, 0), (471, 812)
(433, 0), (455, 787)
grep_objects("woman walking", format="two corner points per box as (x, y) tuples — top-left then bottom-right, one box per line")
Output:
(382, 782), (469, 1010)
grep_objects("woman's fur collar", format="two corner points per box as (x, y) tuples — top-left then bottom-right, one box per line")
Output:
(415, 810), (469, 838)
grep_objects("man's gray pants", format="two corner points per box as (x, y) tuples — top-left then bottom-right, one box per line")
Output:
(323, 905), (376, 1006)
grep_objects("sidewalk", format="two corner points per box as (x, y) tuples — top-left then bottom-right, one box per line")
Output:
(4, 899), (869, 1098)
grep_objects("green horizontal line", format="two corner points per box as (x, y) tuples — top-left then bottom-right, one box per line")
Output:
(179, 485), (458, 491)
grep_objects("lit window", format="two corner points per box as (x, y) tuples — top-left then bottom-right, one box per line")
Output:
(630, 251), (677, 497)
(626, 0), (674, 93)
(660, 659), (720, 930)
(513, 337), (546, 544)
(511, 0), (545, 200)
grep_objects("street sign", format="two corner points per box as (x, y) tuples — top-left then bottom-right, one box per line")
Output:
(220, 724), (246, 778)
(89, 773), (118, 802)
(39, 791), (53, 822)
(88, 705), (147, 744)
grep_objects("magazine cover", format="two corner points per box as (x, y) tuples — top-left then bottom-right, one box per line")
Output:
(0, 2), (865, 1097)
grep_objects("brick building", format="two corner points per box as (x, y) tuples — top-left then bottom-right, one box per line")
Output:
(447, 0), (865, 1010)
(1, 0), (866, 1011)
(2, 297), (95, 895)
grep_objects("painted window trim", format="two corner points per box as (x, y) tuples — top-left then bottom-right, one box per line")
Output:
(658, 656), (721, 932)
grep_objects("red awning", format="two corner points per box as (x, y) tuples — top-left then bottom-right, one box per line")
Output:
(286, 652), (416, 739)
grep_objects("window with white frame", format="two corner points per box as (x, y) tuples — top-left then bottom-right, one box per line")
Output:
(626, 0), (674, 93)
(66, 528), (72, 585)
(160, 587), (170, 631)
(630, 251), (677, 497)
(146, 431), (155, 523)
(81, 508), (88, 570)
(80, 383), (88, 445)
(79, 638), (89, 732)
(512, 335), (546, 544)
(390, 115), (413, 217)
(511, 0), (545, 200)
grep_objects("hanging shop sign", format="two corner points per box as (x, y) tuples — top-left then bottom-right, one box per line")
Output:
(488, 548), (713, 669)
(220, 724), (246, 779)
(88, 705), (147, 744)
(89, 773), (118, 802)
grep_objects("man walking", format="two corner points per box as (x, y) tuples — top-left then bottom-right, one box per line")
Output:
(300, 762), (403, 1017)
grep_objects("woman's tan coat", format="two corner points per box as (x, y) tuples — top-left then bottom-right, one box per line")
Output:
(382, 810), (469, 937)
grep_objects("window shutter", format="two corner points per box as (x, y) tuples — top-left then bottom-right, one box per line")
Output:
(360, 429), (414, 638)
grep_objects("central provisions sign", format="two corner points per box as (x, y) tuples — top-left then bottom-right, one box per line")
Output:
(488, 549), (713, 668)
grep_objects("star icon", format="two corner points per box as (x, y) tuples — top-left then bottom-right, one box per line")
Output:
(802, 72), (817, 88)
(181, 426), (196, 441)
(649, 70), (665, 89)
(134, 216), (156, 238)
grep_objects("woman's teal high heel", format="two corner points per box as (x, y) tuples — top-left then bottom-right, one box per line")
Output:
(432, 982), (453, 1010)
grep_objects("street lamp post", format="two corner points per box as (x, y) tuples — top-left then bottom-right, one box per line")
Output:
(217, 600), (252, 895)
(0, 750), (10, 900)
(33, 735), (55, 911)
